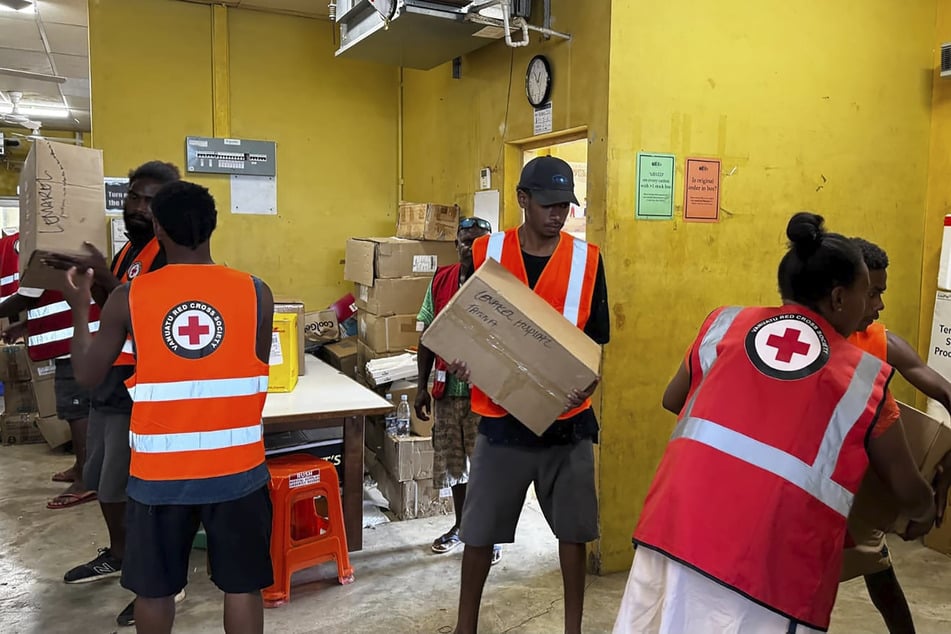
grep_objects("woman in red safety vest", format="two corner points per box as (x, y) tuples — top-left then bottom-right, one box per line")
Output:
(613, 212), (938, 634)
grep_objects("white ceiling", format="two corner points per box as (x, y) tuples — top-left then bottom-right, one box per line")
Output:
(0, 0), (90, 132)
(179, 0), (331, 18)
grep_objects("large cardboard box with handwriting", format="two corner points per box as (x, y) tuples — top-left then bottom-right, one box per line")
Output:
(18, 140), (106, 290)
(421, 258), (601, 435)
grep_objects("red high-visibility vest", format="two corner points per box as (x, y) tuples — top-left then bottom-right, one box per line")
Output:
(429, 263), (461, 400)
(0, 231), (20, 304)
(633, 305), (894, 631)
(470, 228), (599, 419)
(125, 265), (268, 481)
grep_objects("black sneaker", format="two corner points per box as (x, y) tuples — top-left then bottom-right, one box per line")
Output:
(63, 548), (122, 584)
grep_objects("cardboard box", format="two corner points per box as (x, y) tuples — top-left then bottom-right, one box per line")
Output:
(33, 376), (57, 418)
(851, 402), (951, 533)
(344, 237), (458, 287)
(421, 258), (601, 435)
(0, 345), (56, 383)
(35, 415), (71, 449)
(18, 140), (106, 290)
(367, 450), (452, 520)
(355, 277), (432, 316)
(303, 310), (339, 346)
(396, 202), (460, 241)
(268, 313), (300, 393)
(3, 381), (36, 415)
(384, 379), (431, 437)
(318, 337), (358, 379)
(0, 412), (43, 445)
(275, 300), (307, 376)
(358, 312), (421, 354)
(381, 433), (433, 482)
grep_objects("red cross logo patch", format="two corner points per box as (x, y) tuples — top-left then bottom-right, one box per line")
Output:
(745, 314), (829, 380)
(128, 261), (143, 279)
(162, 301), (225, 360)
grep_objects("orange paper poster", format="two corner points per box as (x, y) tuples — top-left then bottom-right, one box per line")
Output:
(683, 158), (721, 222)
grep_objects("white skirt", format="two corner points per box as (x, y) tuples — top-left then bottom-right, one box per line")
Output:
(612, 548), (823, 634)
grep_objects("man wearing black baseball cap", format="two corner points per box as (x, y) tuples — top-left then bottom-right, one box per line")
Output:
(448, 155), (610, 634)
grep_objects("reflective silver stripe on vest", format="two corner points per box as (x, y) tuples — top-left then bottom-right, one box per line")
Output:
(672, 352), (884, 517)
(563, 238), (588, 326)
(127, 375), (269, 403)
(1, 272), (18, 286)
(121, 338), (135, 355)
(698, 306), (742, 375)
(129, 422), (263, 454)
(27, 321), (100, 347)
(27, 298), (96, 320)
(486, 231), (505, 263)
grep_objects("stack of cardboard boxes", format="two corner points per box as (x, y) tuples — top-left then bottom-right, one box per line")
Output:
(0, 345), (69, 448)
(343, 202), (460, 519)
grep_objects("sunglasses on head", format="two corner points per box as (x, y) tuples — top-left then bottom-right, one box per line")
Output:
(459, 217), (492, 232)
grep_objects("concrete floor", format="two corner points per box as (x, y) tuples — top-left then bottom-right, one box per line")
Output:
(2, 444), (951, 633)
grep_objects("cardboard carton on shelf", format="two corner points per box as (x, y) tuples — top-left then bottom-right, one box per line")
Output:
(274, 300), (306, 375)
(35, 415), (71, 449)
(396, 202), (460, 241)
(421, 258), (601, 436)
(367, 449), (452, 520)
(344, 237), (458, 287)
(318, 337), (358, 379)
(354, 277), (432, 317)
(18, 140), (107, 290)
(0, 412), (43, 445)
(381, 432), (434, 482)
(0, 344), (55, 384)
(358, 312), (421, 354)
(268, 313), (299, 393)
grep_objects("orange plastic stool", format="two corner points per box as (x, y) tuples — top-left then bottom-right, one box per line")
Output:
(263, 454), (354, 608)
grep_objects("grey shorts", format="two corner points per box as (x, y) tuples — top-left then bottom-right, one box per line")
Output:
(459, 435), (599, 546)
(54, 359), (91, 422)
(83, 408), (131, 503)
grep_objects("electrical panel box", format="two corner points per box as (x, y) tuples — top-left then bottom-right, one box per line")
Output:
(185, 137), (276, 177)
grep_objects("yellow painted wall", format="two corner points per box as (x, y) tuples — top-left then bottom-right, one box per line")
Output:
(88, 0), (398, 309)
(919, 5), (951, 379)
(599, 0), (937, 572)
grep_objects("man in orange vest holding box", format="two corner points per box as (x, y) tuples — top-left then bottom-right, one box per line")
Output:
(448, 156), (609, 634)
(64, 181), (274, 634)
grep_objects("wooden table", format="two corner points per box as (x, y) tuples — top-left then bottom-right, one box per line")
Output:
(263, 355), (390, 551)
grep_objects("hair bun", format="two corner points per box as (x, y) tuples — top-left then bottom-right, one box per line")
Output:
(787, 212), (825, 257)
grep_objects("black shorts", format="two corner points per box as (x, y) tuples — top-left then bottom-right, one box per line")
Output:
(54, 359), (90, 422)
(121, 487), (274, 598)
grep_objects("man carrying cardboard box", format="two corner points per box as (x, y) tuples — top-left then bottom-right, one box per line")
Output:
(43, 160), (181, 627)
(841, 238), (951, 634)
(414, 216), (495, 558)
(64, 181), (274, 634)
(447, 157), (609, 634)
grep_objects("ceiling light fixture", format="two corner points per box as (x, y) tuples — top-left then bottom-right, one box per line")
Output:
(0, 1), (34, 14)
(0, 104), (69, 119)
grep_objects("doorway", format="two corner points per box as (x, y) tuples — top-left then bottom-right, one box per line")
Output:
(523, 138), (588, 240)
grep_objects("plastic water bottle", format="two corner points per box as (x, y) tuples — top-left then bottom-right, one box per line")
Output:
(384, 393), (398, 436)
(396, 394), (411, 437)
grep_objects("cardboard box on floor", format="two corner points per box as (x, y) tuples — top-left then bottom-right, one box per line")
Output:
(421, 258), (601, 436)
(0, 345), (56, 384)
(303, 310), (339, 346)
(367, 449), (451, 520)
(851, 401), (951, 534)
(0, 412), (43, 445)
(344, 237), (458, 287)
(318, 337), (358, 379)
(274, 300), (306, 375)
(355, 277), (432, 317)
(268, 313), (299, 393)
(358, 312), (421, 354)
(396, 202), (460, 241)
(382, 433), (433, 482)
(18, 140), (106, 290)
(36, 415), (71, 449)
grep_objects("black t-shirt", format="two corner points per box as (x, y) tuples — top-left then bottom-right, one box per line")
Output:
(479, 251), (609, 447)
(90, 240), (167, 413)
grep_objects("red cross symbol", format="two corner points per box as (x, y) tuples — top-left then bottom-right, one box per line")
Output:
(766, 327), (811, 363)
(178, 315), (210, 345)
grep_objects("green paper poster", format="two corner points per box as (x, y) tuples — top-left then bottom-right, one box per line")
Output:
(636, 152), (675, 219)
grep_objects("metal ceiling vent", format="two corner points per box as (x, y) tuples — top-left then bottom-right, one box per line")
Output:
(942, 42), (951, 78)
(334, 0), (569, 70)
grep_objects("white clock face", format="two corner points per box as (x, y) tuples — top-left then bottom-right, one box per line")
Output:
(527, 58), (550, 106)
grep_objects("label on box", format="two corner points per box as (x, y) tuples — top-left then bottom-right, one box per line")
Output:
(416, 320), (424, 332)
(36, 364), (55, 378)
(269, 331), (283, 366)
(289, 469), (320, 489)
(359, 285), (369, 302)
(439, 487), (452, 498)
(412, 255), (438, 274)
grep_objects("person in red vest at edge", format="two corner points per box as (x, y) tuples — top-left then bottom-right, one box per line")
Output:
(0, 230), (101, 510)
(839, 237), (951, 634)
(446, 156), (610, 634)
(414, 216), (498, 559)
(62, 181), (274, 634)
(612, 213), (939, 634)
(41, 161), (181, 627)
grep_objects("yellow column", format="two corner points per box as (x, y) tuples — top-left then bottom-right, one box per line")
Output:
(211, 4), (231, 138)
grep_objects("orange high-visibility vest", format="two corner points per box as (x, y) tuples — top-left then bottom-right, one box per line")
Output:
(470, 228), (600, 419)
(125, 265), (268, 481)
(112, 237), (162, 366)
(848, 322), (887, 360)
(634, 305), (893, 631)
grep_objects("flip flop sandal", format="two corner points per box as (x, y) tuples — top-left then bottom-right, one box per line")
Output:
(51, 471), (76, 483)
(432, 528), (462, 554)
(47, 491), (97, 510)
